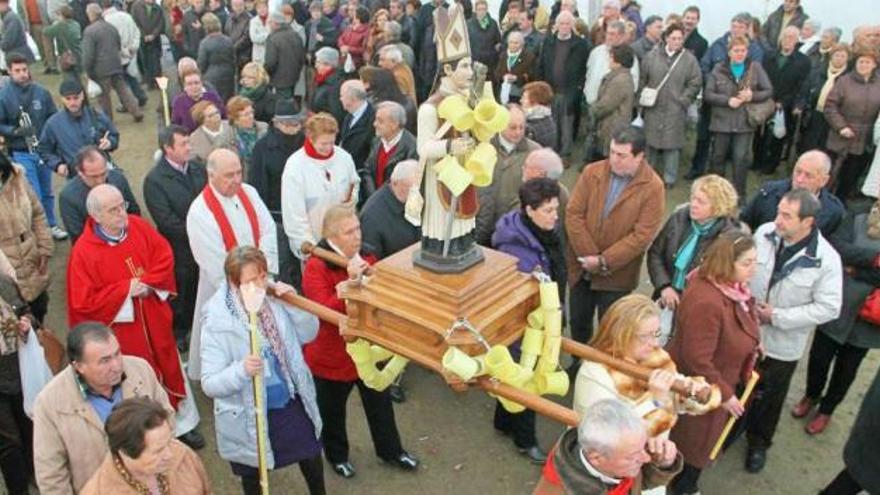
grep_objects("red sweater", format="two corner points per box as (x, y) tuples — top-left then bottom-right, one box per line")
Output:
(301, 251), (377, 381)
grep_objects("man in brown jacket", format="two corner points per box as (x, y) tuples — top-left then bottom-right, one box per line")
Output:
(533, 398), (683, 495)
(33, 322), (174, 495)
(565, 125), (664, 348)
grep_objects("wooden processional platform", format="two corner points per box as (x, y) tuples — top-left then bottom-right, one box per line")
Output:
(340, 244), (538, 381)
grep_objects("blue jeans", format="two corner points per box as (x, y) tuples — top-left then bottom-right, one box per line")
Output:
(13, 151), (56, 227)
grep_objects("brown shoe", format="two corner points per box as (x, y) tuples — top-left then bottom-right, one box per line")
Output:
(805, 413), (831, 435)
(791, 396), (815, 418)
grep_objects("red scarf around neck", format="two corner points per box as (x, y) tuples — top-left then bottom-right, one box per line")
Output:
(608, 477), (634, 495)
(202, 185), (261, 251)
(304, 137), (334, 160)
(314, 68), (333, 87)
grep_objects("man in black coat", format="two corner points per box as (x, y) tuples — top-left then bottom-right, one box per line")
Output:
(755, 25), (812, 175)
(741, 150), (844, 236)
(265, 11), (306, 99)
(60, 146), (141, 244)
(143, 125), (208, 351)
(362, 101), (418, 199)
(338, 79), (376, 172)
(536, 11), (589, 156)
(681, 5), (707, 61)
(360, 159), (421, 260)
(250, 99), (306, 287)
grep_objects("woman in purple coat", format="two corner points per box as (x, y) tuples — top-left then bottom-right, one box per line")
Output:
(489, 177), (565, 465)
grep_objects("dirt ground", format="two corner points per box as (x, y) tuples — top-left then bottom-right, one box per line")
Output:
(22, 68), (880, 495)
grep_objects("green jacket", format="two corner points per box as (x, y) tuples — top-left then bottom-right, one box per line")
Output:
(43, 18), (82, 67)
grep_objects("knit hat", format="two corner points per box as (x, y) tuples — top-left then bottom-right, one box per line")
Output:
(59, 79), (84, 96)
(315, 47), (340, 68)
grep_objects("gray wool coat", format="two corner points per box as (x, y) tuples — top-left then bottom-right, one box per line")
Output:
(264, 23), (305, 91)
(81, 18), (124, 79)
(1, 9), (35, 62)
(197, 33), (236, 101)
(639, 45), (702, 150)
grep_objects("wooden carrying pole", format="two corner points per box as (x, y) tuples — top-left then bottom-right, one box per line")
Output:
(301, 245), (715, 404)
(562, 338), (712, 403)
(709, 371), (760, 460)
(301, 245), (374, 275)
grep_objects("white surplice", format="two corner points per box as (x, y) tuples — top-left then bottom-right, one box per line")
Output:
(186, 183), (278, 380)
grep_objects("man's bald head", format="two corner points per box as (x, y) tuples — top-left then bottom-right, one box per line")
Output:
(523, 148), (564, 181)
(86, 184), (123, 217)
(792, 150), (832, 194)
(207, 149), (244, 197)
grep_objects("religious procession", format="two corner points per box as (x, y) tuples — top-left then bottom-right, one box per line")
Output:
(0, 0), (879, 493)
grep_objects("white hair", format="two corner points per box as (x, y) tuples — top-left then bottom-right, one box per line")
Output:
(507, 30), (525, 44)
(341, 79), (367, 101)
(796, 150), (832, 176)
(524, 148), (564, 180)
(803, 19), (821, 33)
(578, 399), (645, 457)
(390, 159), (419, 182)
(376, 100), (407, 127)
(379, 44), (404, 64)
(85, 184), (122, 217)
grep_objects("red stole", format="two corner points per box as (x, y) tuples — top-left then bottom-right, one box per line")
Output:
(376, 143), (397, 188)
(202, 185), (260, 251)
(608, 478), (634, 495)
(67, 217), (186, 409)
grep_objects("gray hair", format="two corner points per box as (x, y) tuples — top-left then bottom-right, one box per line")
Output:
(86, 3), (102, 19)
(782, 188), (821, 220)
(731, 12), (751, 26)
(507, 30), (524, 45)
(341, 80), (367, 101)
(85, 183), (122, 217)
(376, 100), (407, 127)
(578, 399), (646, 457)
(379, 44), (403, 64)
(524, 148), (564, 180)
(607, 20), (626, 34)
(803, 19), (821, 34)
(390, 159), (419, 182)
(315, 47), (340, 68)
(796, 150), (832, 176)
(602, 0), (620, 9)
(824, 27), (843, 42)
(67, 322), (114, 363)
(385, 20), (402, 40)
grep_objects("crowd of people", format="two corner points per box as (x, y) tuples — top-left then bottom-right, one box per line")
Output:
(0, 0), (879, 493)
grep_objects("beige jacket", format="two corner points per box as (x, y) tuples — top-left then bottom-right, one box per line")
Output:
(0, 165), (52, 301)
(33, 356), (174, 495)
(81, 440), (212, 495)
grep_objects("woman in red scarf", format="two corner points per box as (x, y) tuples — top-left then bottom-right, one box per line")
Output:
(667, 230), (761, 495)
(280, 113), (358, 262)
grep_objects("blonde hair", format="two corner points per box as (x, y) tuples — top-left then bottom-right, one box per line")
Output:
(305, 112), (340, 139)
(588, 294), (660, 359)
(190, 100), (218, 126)
(691, 174), (738, 218)
(241, 62), (270, 87)
(321, 204), (357, 238)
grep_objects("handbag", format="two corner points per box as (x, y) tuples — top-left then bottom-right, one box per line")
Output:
(742, 64), (775, 127)
(858, 288), (880, 325)
(639, 51), (683, 108)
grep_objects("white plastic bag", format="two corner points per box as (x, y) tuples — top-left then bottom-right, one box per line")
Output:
(631, 112), (644, 128)
(343, 53), (356, 73)
(658, 307), (675, 347)
(18, 334), (54, 418)
(500, 81), (512, 104)
(772, 109), (787, 139)
(87, 79), (103, 99)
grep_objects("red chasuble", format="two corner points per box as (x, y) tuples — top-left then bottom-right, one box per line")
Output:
(67, 216), (186, 409)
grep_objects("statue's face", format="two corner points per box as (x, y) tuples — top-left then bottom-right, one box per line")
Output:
(446, 57), (473, 91)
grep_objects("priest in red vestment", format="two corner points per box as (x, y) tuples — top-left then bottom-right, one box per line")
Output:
(67, 184), (205, 448)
